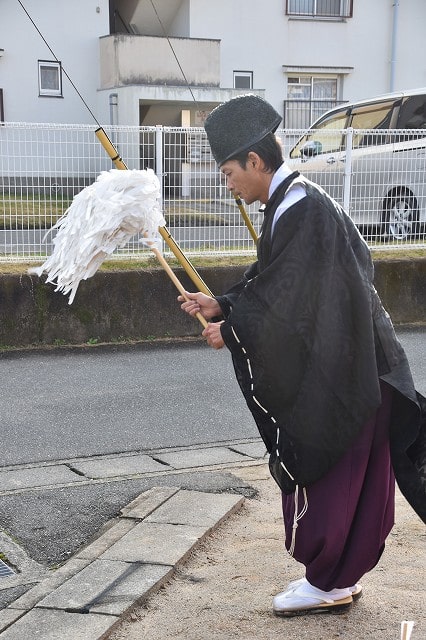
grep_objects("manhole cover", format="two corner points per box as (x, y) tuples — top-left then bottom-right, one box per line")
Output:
(0, 559), (15, 578)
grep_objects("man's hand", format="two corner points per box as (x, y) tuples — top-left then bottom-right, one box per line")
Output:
(178, 291), (222, 321)
(178, 292), (225, 349)
(202, 321), (225, 350)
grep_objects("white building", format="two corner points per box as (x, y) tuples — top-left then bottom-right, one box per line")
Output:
(1, 0), (425, 129)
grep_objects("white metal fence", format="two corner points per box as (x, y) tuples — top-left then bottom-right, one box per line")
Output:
(0, 122), (425, 261)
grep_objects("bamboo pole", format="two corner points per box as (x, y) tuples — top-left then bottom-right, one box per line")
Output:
(232, 193), (258, 243)
(150, 245), (208, 328)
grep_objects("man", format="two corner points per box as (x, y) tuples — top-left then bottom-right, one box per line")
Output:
(179, 95), (425, 617)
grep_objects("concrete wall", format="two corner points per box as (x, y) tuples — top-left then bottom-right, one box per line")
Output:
(0, 260), (424, 349)
(0, 0), (109, 124)
(99, 35), (220, 89)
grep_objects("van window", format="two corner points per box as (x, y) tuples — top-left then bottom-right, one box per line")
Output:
(397, 94), (426, 136)
(289, 109), (349, 159)
(349, 100), (396, 148)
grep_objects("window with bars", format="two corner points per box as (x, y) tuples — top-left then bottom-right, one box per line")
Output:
(285, 75), (341, 127)
(286, 0), (353, 18)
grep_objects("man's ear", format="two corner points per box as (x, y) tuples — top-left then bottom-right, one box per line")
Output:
(247, 151), (262, 169)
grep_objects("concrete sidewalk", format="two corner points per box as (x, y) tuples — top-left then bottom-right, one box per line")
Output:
(0, 443), (266, 639)
(0, 486), (245, 639)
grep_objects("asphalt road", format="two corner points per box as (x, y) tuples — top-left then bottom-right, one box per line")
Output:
(1, 329), (425, 468)
(0, 340), (256, 467)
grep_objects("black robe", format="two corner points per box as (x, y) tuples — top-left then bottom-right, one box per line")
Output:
(217, 175), (426, 524)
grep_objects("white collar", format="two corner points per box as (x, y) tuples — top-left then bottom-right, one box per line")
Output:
(268, 163), (294, 199)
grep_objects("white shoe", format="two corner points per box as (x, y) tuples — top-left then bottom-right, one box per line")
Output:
(277, 577), (362, 601)
(273, 581), (353, 617)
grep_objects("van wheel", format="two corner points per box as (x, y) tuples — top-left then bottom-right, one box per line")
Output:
(381, 192), (418, 241)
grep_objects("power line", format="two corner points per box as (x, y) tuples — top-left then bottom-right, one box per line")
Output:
(17, 0), (101, 126)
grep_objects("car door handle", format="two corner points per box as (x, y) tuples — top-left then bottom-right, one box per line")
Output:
(326, 156), (337, 164)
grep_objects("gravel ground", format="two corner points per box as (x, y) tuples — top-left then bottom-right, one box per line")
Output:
(108, 464), (425, 640)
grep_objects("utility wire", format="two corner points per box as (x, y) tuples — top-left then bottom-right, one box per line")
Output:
(149, 0), (199, 109)
(18, 0), (199, 119)
(17, 0), (101, 126)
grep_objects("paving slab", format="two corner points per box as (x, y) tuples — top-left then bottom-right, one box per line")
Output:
(120, 486), (180, 519)
(144, 489), (244, 528)
(36, 559), (173, 616)
(71, 455), (167, 479)
(100, 521), (207, 566)
(0, 609), (25, 634)
(154, 446), (249, 469)
(1, 486), (246, 639)
(76, 519), (136, 560)
(0, 608), (118, 639)
(230, 441), (267, 458)
(7, 558), (92, 611)
(0, 465), (82, 491)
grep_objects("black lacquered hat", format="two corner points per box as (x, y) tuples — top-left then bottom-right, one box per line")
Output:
(204, 94), (282, 166)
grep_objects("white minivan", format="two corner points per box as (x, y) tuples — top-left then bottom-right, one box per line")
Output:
(286, 88), (426, 241)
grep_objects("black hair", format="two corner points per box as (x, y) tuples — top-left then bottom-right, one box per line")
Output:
(231, 132), (283, 173)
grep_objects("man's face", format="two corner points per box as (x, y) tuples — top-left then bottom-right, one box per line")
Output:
(220, 158), (263, 205)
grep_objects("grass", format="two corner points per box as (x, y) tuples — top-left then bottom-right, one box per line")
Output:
(0, 195), (70, 229)
(0, 248), (423, 276)
(0, 196), (228, 229)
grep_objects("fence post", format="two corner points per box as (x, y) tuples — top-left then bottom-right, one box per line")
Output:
(343, 126), (353, 213)
(155, 125), (164, 196)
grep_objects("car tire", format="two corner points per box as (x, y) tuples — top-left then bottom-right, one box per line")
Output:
(382, 191), (419, 241)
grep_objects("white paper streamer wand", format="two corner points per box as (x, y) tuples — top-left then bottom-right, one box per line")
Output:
(29, 168), (208, 328)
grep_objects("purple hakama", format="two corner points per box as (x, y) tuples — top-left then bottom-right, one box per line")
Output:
(282, 381), (395, 591)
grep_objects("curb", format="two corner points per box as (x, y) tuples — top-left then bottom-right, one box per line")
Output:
(0, 487), (245, 639)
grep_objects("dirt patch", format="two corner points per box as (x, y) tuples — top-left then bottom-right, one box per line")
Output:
(108, 464), (425, 640)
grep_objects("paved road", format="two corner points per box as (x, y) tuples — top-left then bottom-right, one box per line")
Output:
(1, 330), (425, 467)
(0, 341), (256, 466)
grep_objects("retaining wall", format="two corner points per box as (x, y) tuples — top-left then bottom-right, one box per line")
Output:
(0, 260), (424, 348)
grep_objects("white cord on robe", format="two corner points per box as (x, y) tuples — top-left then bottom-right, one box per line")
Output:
(288, 485), (308, 557)
(229, 323), (310, 557)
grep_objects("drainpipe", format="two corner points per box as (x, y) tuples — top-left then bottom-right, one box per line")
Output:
(109, 93), (118, 146)
(109, 93), (118, 126)
(390, 0), (399, 92)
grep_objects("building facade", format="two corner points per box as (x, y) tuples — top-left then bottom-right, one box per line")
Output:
(1, 0), (425, 129)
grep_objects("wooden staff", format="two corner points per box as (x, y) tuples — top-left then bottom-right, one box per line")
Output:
(150, 243), (208, 328)
(232, 192), (258, 243)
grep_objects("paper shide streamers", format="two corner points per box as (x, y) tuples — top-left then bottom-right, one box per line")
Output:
(30, 169), (166, 304)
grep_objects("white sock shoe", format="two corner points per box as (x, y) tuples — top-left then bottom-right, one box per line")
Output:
(277, 577), (362, 598)
(273, 579), (354, 616)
